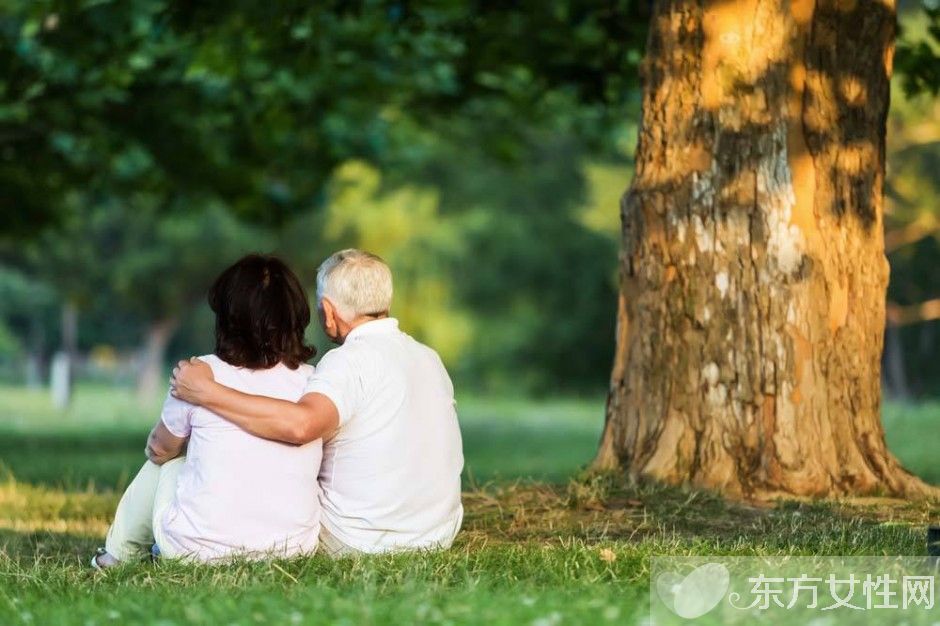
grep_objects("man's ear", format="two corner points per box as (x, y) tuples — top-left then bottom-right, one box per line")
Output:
(321, 298), (338, 333)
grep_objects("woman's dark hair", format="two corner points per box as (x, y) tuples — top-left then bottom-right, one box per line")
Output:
(208, 254), (316, 369)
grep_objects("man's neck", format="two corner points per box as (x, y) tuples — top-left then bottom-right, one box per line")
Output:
(337, 314), (389, 343)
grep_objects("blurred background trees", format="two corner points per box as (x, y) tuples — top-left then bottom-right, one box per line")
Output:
(0, 0), (938, 402)
(884, 6), (940, 398)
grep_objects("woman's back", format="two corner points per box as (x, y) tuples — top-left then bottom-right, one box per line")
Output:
(157, 355), (320, 561)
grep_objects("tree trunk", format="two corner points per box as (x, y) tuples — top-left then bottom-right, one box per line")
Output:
(596, 0), (936, 498)
(136, 318), (178, 403)
(882, 324), (910, 401)
(24, 318), (44, 389)
(51, 301), (78, 409)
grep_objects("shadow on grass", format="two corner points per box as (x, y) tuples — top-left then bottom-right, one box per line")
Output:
(0, 418), (602, 491)
(0, 528), (102, 565)
(0, 426), (149, 491)
(0, 474), (934, 581)
(462, 476), (938, 556)
(2, 420), (933, 562)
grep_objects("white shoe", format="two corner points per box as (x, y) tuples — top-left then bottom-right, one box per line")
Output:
(90, 547), (118, 570)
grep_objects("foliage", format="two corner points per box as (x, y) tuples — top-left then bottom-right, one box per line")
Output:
(0, 267), (56, 358)
(896, 2), (940, 96)
(0, 0), (648, 392)
(0, 198), (271, 388)
(2, 1), (940, 394)
(0, 0), (648, 237)
(883, 9), (940, 396)
(317, 144), (625, 392)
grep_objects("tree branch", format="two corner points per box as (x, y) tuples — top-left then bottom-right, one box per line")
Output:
(886, 299), (940, 326)
(884, 216), (940, 254)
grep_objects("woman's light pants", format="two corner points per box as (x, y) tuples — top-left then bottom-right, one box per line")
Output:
(104, 458), (185, 561)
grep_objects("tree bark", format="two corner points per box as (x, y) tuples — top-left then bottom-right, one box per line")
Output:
(136, 318), (178, 403)
(596, 0), (937, 498)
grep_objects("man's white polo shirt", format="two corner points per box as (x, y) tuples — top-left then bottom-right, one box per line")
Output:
(304, 317), (464, 553)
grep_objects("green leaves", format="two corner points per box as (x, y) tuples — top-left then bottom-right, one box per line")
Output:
(0, 1), (647, 389)
(0, 0), (650, 236)
(897, 4), (940, 97)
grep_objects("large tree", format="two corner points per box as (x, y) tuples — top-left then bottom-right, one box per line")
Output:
(595, 0), (937, 498)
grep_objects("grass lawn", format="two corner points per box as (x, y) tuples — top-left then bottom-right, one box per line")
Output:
(0, 385), (937, 625)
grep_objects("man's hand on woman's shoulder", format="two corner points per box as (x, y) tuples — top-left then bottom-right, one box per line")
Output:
(170, 357), (215, 405)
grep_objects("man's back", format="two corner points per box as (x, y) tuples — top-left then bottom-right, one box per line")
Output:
(306, 318), (464, 552)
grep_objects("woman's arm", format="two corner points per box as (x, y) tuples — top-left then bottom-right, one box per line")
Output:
(170, 359), (338, 445)
(146, 422), (187, 465)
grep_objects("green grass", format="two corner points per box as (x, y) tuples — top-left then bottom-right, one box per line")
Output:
(0, 390), (605, 491)
(883, 401), (940, 485)
(0, 385), (937, 625)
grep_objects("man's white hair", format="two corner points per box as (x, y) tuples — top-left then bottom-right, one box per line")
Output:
(316, 249), (393, 320)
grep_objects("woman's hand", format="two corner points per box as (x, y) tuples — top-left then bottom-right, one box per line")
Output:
(170, 358), (215, 405)
(145, 422), (187, 465)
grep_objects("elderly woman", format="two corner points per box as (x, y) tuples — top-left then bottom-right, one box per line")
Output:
(93, 254), (321, 566)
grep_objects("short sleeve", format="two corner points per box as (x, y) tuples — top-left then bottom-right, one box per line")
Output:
(160, 390), (195, 438)
(303, 349), (360, 427)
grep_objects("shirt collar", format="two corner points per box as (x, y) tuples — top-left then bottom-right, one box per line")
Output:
(346, 317), (399, 341)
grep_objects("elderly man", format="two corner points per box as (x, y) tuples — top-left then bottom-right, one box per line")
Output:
(171, 249), (464, 556)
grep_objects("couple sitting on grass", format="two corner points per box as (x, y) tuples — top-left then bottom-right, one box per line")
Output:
(92, 249), (464, 567)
